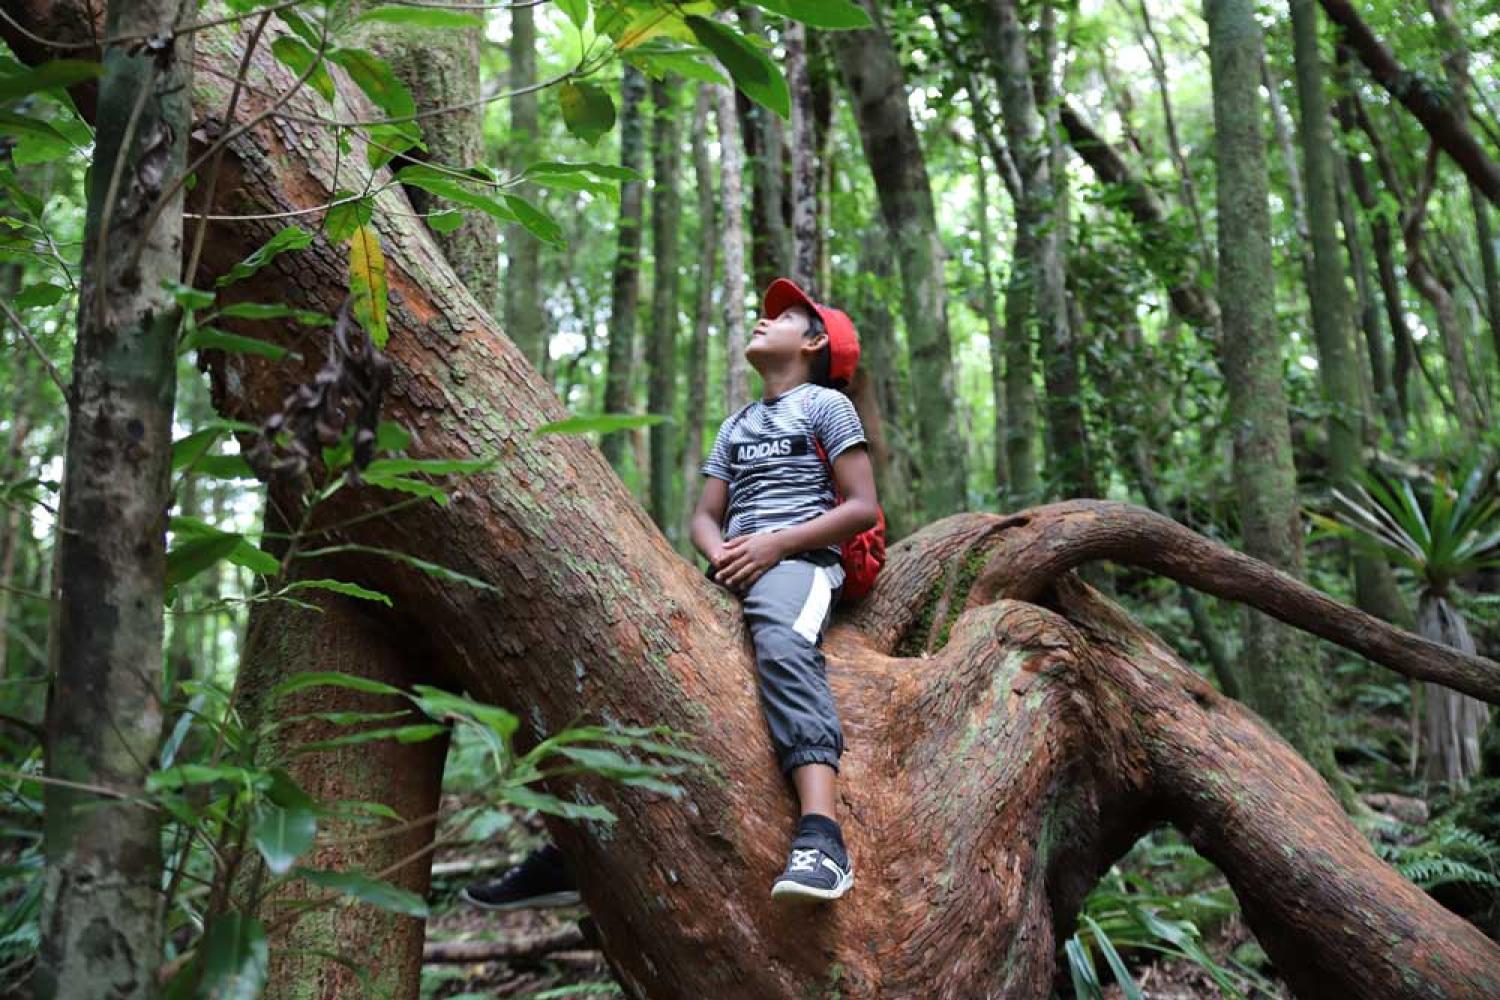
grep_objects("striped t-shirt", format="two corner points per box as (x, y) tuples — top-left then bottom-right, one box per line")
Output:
(701, 382), (868, 561)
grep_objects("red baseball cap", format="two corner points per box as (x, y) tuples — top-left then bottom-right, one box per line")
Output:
(763, 277), (860, 388)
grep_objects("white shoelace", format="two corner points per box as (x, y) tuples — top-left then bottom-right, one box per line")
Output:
(789, 848), (821, 873)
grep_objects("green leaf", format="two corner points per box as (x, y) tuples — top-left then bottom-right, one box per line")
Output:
(361, 456), (494, 476)
(558, 81), (617, 144)
(365, 121), (425, 170)
(748, 0), (872, 29)
(198, 454), (257, 480)
(376, 421), (412, 453)
(296, 868), (430, 917)
(684, 15), (789, 118)
(555, 0), (589, 29)
(627, 45), (729, 86)
(409, 684), (518, 738)
(280, 578), (394, 606)
(276, 8), (324, 47)
(272, 670), (405, 701)
(503, 193), (565, 246)
(12, 282), (66, 308)
(535, 413), (667, 435)
(396, 164), (517, 223)
(1083, 916), (1142, 1000)
(356, 5), (484, 29)
(180, 326), (297, 361)
(172, 428), (222, 471)
(217, 225), (315, 288)
(299, 544), (502, 594)
(271, 35), (335, 102)
(198, 913), (268, 1000)
(348, 223), (389, 348)
(503, 783), (616, 822)
(323, 192), (373, 243)
(297, 722), (447, 753)
(426, 209), (463, 233)
(264, 768), (317, 810)
(166, 282), (217, 311)
(0, 60), (101, 101)
(252, 803), (317, 875)
(166, 532), (244, 588)
(361, 473), (449, 503)
(327, 48), (416, 120)
(216, 301), (334, 326)
(148, 763), (270, 794)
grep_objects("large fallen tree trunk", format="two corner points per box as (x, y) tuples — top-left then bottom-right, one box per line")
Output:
(8, 6), (1500, 998)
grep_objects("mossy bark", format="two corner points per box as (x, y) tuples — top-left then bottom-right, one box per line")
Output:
(37, 1), (190, 995)
(831, 1), (968, 519)
(1205, 0), (1352, 805)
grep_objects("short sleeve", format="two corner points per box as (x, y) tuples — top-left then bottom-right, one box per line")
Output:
(701, 414), (734, 481)
(809, 390), (866, 462)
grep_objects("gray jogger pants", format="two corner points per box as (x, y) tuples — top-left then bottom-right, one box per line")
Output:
(741, 555), (846, 774)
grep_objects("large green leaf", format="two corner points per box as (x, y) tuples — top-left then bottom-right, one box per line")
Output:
(297, 868), (430, 917)
(503, 193), (565, 247)
(356, 5), (484, 29)
(503, 783), (616, 822)
(684, 15), (789, 118)
(0, 59), (100, 101)
(558, 81), (617, 144)
(280, 578), (393, 606)
(215, 301), (333, 326)
(252, 803), (317, 875)
(535, 413), (667, 435)
(165, 532), (244, 588)
(217, 226), (315, 288)
(197, 913), (269, 1000)
(361, 456), (494, 477)
(180, 326), (297, 361)
(271, 670), (404, 701)
(396, 164), (517, 223)
(327, 47), (415, 119)
(271, 35), (335, 102)
(748, 0), (872, 29)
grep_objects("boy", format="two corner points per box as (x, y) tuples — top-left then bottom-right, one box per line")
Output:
(690, 277), (878, 902)
(464, 278), (876, 911)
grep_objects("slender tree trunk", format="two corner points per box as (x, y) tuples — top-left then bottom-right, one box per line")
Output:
(831, 1), (968, 518)
(1334, 140), (1401, 444)
(1417, 593), (1490, 787)
(37, 1), (191, 994)
(679, 89), (717, 547)
(786, 22), (818, 289)
(853, 232), (916, 540)
(1288, 0), (1408, 628)
(601, 66), (648, 471)
(647, 78), (682, 534)
(737, 8), (789, 292)
(503, 2), (544, 367)
(975, 146), (1008, 503)
(1205, 0), (1352, 805)
(0, 403), (30, 682)
(716, 83), (750, 414)
(1475, 195), (1500, 372)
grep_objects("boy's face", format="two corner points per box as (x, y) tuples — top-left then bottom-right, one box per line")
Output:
(746, 304), (826, 371)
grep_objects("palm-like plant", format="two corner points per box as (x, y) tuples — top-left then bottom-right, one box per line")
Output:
(1326, 459), (1500, 787)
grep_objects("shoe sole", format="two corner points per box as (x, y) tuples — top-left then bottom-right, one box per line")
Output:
(770, 868), (855, 902)
(459, 889), (582, 911)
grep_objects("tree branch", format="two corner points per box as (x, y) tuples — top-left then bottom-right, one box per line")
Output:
(963, 499), (1500, 703)
(1317, 0), (1500, 204)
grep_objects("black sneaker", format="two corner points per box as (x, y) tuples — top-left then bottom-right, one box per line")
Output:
(460, 843), (581, 910)
(770, 838), (854, 902)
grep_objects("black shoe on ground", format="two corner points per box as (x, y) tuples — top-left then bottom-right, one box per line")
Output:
(770, 837), (854, 902)
(460, 843), (580, 910)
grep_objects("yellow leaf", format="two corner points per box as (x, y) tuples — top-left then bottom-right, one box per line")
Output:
(348, 223), (388, 348)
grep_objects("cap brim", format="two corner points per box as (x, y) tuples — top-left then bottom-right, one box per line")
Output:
(763, 277), (817, 320)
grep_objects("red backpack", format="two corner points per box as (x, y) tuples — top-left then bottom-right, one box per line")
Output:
(812, 437), (886, 603)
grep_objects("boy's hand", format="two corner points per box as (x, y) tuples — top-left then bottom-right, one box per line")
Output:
(714, 532), (786, 592)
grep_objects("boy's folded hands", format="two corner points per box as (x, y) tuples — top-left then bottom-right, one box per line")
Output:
(711, 533), (786, 593)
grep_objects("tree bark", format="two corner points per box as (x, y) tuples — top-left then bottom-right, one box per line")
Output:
(1316, 0), (1500, 205)
(974, 144), (1008, 503)
(1417, 593), (1490, 787)
(831, 1), (968, 518)
(18, 7), (1500, 998)
(737, 7), (789, 292)
(679, 88), (716, 548)
(1204, 0), (1352, 804)
(1287, 0), (1409, 628)
(851, 232), (917, 540)
(503, 1), (545, 368)
(647, 77), (681, 535)
(36, 0), (190, 994)
(601, 65), (647, 471)
(786, 21), (818, 289)
(715, 82), (750, 414)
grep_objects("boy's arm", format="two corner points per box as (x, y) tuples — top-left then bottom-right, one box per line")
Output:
(714, 446), (878, 591)
(690, 476), (730, 569)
